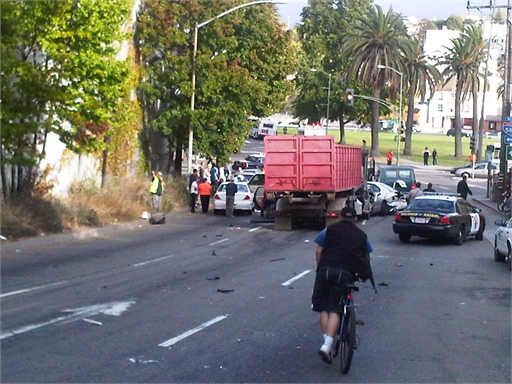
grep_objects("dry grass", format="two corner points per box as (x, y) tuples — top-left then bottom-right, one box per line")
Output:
(0, 174), (189, 240)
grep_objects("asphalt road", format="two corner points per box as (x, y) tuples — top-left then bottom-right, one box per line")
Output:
(1, 148), (511, 383)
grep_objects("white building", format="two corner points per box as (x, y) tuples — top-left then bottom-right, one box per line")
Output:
(418, 22), (506, 134)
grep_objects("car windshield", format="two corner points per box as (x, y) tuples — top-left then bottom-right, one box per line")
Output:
(410, 199), (454, 213)
(217, 183), (249, 193)
(383, 169), (414, 181)
(245, 155), (263, 162)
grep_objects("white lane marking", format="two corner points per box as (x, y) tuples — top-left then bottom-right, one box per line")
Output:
(133, 255), (174, 267)
(249, 226), (261, 232)
(158, 315), (228, 348)
(282, 270), (312, 286)
(0, 300), (135, 340)
(208, 238), (229, 246)
(0, 281), (67, 298)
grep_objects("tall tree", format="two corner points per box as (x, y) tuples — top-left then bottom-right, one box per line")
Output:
(440, 24), (487, 158)
(342, 4), (413, 157)
(295, 0), (373, 143)
(1, 0), (132, 199)
(136, 0), (297, 174)
(402, 38), (442, 155)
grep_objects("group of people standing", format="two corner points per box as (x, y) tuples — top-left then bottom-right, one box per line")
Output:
(422, 147), (438, 166)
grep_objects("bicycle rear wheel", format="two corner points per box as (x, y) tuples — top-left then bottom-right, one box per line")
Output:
(340, 306), (356, 374)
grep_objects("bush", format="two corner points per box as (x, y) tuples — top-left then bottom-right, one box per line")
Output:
(1, 174), (189, 240)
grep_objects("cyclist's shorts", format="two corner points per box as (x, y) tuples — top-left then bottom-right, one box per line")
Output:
(311, 266), (354, 313)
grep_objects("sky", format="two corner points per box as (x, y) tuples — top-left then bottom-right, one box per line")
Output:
(277, 0), (508, 27)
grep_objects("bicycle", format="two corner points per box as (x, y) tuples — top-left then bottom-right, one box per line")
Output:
(497, 191), (511, 214)
(331, 283), (360, 374)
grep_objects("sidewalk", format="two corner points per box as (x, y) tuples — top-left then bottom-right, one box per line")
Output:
(1, 209), (189, 255)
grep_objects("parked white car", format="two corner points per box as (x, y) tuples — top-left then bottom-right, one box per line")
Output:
(494, 219), (512, 271)
(213, 182), (254, 215)
(454, 162), (497, 179)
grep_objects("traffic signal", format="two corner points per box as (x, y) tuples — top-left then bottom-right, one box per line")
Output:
(470, 136), (475, 151)
(345, 89), (354, 107)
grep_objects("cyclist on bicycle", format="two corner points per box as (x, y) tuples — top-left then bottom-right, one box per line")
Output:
(312, 206), (374, 365)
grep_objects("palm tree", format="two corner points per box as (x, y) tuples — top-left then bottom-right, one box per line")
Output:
(439, 24), (487, 158)
(342, 4), (413, 157)
(403, 39), (442, 155)
(463, 24), (488, 160)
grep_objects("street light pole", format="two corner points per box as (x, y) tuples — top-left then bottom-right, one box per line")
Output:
(187, 0), (288, 175)
(377, 65), (403, 166)
(310, 68), (331, 135)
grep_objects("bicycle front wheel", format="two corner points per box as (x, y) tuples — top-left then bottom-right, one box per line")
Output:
(340, 306), (356, 374)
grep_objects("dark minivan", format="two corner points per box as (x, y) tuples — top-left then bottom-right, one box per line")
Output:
(377, 166), (417, 193)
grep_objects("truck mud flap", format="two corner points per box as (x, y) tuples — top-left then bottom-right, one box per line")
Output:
(275, 216), (292, 230)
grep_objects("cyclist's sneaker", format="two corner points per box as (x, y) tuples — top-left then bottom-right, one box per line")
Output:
(318, 344), (333, 364)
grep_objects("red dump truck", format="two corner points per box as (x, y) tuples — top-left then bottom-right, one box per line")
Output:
(263, 135), (371, 230)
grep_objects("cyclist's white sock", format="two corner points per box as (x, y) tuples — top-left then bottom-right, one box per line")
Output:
(323, 333), (328, 342)
(323, 336), (334, 349)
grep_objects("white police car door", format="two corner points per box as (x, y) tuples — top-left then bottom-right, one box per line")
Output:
(468, 211), (480, 235)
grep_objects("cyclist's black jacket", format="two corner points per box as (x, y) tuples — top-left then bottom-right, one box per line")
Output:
(318, 220), (371, 279)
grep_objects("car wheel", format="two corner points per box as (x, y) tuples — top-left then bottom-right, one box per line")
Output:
(214, 209), (221, 215)
(453, 226), (464, 245)
(461, 172), (470, 179)
(381, 201), (391, 215)
(398, 234), (411, 243)
(494, 239), (506, 262)
(475, 221), (485, 241)
(507, 247), (512, 271)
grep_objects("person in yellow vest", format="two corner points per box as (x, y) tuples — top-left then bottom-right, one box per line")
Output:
(149, 171), (165, 212)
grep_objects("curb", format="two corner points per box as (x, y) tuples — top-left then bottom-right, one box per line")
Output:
(1, 209), (189, 255)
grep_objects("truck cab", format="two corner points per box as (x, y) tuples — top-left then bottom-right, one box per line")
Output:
(250, 118), (278, 139)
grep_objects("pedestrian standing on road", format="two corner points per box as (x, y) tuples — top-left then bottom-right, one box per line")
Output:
(189, 176), (199, 213)
(406, 182), (423, 203)
(432, 148), (438, 166)
(386, 151), (394, 165)
(423, 183), (436, 193)
(423, 147), (430, 166)
(211, 159), (220, 192)
(149, 171), (165, 212)
(225, 176), (238, 218)
(188, 169), (199, 191)
(312, 206), (374, 365)
(198, 178), (212, 213)
(457, 175), (473, 200)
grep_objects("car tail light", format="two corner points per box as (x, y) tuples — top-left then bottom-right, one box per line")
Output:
(214, 194), (221, 200)
(242, 162), (247, 168)
(439, 215), (450, 224)
(243, 195), (251, 201)
(327, 211), (339, 218)
(394, 212), (402, 221)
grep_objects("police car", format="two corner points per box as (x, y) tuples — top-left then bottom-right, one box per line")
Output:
(392, 193), (486, 245)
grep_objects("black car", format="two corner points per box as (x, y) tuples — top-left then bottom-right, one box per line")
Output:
(446, 128), (471, 138)
(392, 194), (485, 245)
(232, 154), (264, 171)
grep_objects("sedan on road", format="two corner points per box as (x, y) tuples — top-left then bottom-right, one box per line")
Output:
(232, 154), (264, 171)
(454, 162), (497, 179)
(494, 219), (512, 271)
(393, 194), (486, 245)
(213, 182), (254, 215)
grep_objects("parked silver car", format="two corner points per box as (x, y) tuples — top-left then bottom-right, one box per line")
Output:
(454, 162), (497, 179)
